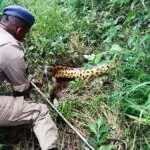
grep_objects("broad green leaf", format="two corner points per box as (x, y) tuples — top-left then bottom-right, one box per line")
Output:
(84, 54), (96, 61)
(94, 54), (102, 65)
(98, 145), (113, 150)
(89, 124), (97, 135)
(110, 44), (122, 51)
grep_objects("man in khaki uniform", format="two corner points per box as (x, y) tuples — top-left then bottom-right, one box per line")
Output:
(0, 5), (58, 150)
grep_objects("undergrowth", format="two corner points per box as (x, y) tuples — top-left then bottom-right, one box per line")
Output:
(0, 0), (150, 150)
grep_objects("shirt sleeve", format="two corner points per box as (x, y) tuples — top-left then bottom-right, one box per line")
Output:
(3, 44), (30, 92)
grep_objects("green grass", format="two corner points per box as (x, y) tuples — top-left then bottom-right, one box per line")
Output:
(0, 0), (150, 149)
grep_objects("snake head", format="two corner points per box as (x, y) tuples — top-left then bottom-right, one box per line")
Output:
(36, 66), (56, 82)
(42, 66), (56, 80)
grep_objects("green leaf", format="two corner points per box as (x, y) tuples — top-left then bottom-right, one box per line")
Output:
(98, 145), (114, 150)
(84, 54), (96, 61)
(93, 53), (102, 65)
(89, 124), (97, 135)
(110, 44), (122, 51)
(124, 11), (137, 24)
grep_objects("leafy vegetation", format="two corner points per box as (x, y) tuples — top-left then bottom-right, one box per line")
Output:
(0, 0), (150, 150)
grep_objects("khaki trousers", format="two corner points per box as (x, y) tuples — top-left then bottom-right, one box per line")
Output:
(0, 96), (58, 150)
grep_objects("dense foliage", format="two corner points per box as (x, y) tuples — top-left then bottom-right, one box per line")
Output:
(0, 0), (150, 149)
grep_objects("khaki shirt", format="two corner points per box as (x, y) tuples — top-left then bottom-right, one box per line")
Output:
(0, 27), (30, 92)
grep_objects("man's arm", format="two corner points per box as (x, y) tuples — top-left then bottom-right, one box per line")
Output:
(3, 43), (31, 96)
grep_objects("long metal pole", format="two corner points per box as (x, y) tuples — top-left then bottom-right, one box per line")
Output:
(31, 81), (95, 150)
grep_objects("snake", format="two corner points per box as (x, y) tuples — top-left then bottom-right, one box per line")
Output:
(42, 60), (117, 80)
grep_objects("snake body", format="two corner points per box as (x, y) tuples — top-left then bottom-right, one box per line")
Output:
(43, 60), (117, 80)
(40, 60), (118, 100)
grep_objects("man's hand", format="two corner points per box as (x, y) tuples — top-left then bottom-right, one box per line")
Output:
(13, 74), (34, 97)
(13, 84), (32, 98)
